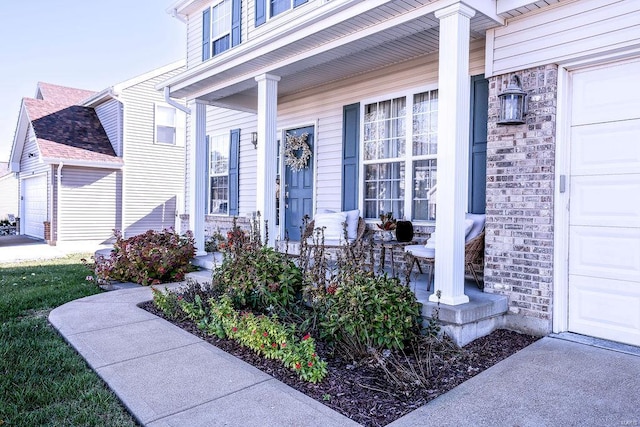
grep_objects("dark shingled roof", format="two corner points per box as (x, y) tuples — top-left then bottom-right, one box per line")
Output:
(23, 85), (122, 165)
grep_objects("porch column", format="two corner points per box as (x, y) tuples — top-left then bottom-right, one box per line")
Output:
(189, 100), (207, 256)
(255, 74), (280, 247)
(430, 3), (475, 305)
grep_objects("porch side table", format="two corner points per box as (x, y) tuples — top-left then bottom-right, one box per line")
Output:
(372, 239), (416, 277)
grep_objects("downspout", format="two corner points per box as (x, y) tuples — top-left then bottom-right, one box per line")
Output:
(116, 94), (127, 238)
(164, 87), (191, 114)
(56, 162), (63, 243)
(164, 87), (191, 230)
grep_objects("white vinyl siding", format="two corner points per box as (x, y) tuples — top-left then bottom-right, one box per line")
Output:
(487, 0), (640, 76)
(58, 167), (120, 241)
(119, 65), (186, 238)
(187, 40), (485, 220)
(20, 128), (47, 175)
(95, 99), (123, 156)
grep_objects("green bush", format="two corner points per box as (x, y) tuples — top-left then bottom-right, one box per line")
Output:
(213, 246), (303, 313)
(207, 296), (327, 383)
(94, 229), (195, 286)
(320, 272), (421, 357)
(152, 288), (327, 384)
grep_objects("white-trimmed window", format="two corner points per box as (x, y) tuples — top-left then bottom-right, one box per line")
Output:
(209, 134), (230, 215)
(155, 104), (177, 145)
(362, 88), (438, 222)
(270, 0), (293, 17)
(154, 103), (185, 146)
(256, 0), (308, 26)
(211, 0), (232, 55)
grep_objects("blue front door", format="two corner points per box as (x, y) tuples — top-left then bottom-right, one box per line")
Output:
(284, 126), (314, 241)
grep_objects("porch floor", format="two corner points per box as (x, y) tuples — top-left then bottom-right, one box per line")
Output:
(191, 253), (508, 346)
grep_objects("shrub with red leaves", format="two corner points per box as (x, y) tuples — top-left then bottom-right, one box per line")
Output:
(94, 229), (196, 286)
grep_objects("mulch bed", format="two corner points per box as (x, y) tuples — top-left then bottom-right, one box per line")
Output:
(141, 301), (539, 426)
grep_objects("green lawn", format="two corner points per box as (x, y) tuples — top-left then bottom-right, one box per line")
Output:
(0, 255), (137, 427)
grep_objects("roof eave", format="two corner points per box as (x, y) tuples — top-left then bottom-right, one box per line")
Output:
(82, 88), (117, 107)
(41, 157), (124, 169)
(166, 0), (201, 22)
(8, 102), (30, 171)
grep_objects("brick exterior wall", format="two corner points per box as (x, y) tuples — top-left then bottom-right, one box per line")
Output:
(179, 214), (251, 238)
(484, 65), (558, 335)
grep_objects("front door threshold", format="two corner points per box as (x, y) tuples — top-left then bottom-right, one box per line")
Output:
(414, 280), (508, 347)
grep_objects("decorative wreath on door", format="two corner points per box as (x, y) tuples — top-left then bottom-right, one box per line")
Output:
(284, 132), (311, 172)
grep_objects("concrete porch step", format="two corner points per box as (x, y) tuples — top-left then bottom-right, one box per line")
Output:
(410, 275), (508, 346)
(190, 252), (223, 271)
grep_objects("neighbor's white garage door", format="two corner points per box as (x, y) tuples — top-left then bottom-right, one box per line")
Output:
(22, 175), (47, 239)
(568, 58), (640, 346)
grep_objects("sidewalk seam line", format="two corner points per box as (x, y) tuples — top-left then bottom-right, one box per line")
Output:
(55, 316), (164, 337)
(95, 341), (204, 369)
(143, 377), (274, 424)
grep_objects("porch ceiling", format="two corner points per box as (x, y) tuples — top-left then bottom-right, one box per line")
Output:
(166, 0), (504, 111)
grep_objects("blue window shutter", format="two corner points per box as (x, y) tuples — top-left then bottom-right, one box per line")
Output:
(342, 103), (360, 211)
(255, 0), (266, 27)
(205, 135), (211, 214)
(293, 0), (308, 7)
(202, 8), (211, 61)
(229, 129), (240, 216)
(468, 75), (488, 214)
(231, 0), (241, 47)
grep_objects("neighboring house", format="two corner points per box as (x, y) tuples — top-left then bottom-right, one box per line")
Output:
(8, 61), (187, 245)
(0, 162), (19, 221)
(161, 0), (640, 347)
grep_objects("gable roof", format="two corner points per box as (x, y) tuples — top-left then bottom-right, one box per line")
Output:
(10, 84), (123, 170)
(23, 98), (121, 165)
(35, 82), (96, 105)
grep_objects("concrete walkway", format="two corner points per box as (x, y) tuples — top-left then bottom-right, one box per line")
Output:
(47, 273), (640, 427)
(0, 235), (112, 262)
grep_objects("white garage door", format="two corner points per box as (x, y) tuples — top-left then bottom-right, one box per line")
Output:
(568, 58), (640, 346)
(23, 175), (47, 239)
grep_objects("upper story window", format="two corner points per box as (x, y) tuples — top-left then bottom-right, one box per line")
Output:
(255, 0), (308, 27)
(362, 89), (438, 222)
(154, 103), (185, 146)
(202, 0), (241, 61)
(211, 0), (232, 54)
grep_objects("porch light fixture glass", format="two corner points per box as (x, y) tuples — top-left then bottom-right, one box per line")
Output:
(251, 132), (258, 149)
(497, 75), (527, 125)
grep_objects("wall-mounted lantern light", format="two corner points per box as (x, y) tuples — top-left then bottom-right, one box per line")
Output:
(27, 152), (36, 158)
(251, 132), (258, 149)
(497, 75), (527, 125)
